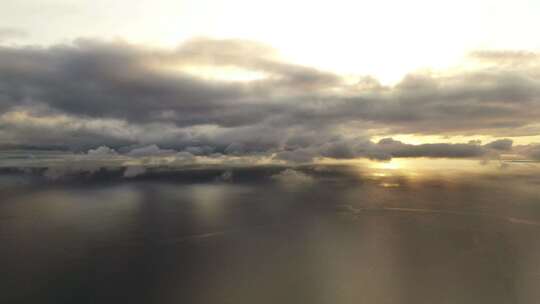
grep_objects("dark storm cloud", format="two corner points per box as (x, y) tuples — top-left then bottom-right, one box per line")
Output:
(1, 38), (540, 160)
(0, 40), (260, 127)
(0, 38), (341, 129)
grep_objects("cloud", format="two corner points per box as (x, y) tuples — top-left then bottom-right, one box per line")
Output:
(87, 146), (117, 156)
(184, 146), (214, 155)
(485, 139), (513, 151)
(470, 50), (539, 66)
(271, 169), (314, 185)
(1, 38), (540, 162)
(42, 164), (103, 180)
(0, 108), (138, 150)
(275, 149), (318, 163)
(274, 137), (496, 163)
(376, 138), (486, 158)
(520, 145), (540, 161)
(529, 148), (540, 160)
(127, 145), (176, 157)
(123, 166), (146, 178)
(217, 170), (233, 182)
(224, 142), (246, 155)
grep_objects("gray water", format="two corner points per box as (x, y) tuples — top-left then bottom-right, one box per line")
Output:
(1, 164), (540, 304)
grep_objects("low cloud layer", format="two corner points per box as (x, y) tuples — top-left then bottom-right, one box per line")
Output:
(1, 38), (540, 163)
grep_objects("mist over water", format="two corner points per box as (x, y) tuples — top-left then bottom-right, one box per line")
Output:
(1, 161), (540, 304)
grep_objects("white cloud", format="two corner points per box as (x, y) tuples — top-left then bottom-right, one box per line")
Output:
(87, 146), (117, 156)
(127, 145), (176, 157)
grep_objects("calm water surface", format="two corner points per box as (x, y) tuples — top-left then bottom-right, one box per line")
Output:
(1, 164), (540, 304)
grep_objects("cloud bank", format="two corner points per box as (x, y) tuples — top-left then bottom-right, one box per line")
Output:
(1, 38), (540, 163)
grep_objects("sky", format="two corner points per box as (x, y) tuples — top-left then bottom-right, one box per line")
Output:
(4, 3), (540, 302)
(1, 0), (540, 165)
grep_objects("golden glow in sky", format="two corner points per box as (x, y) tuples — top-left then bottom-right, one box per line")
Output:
(3, 0), (540, 84)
